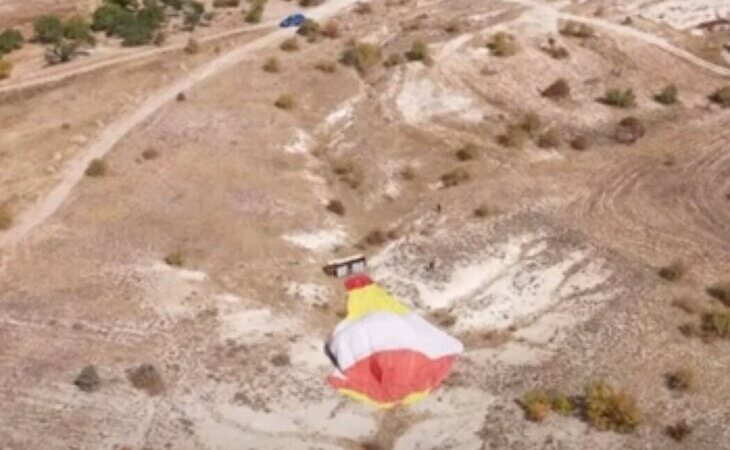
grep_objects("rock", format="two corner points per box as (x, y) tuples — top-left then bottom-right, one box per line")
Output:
(74, 365), (101, 392)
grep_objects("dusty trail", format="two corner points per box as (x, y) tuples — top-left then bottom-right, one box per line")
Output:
(506, 0), (730, 78)
(0, 0), (358, 251)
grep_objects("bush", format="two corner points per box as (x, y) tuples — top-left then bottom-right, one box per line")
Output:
(519, 112), (542, 137)
(665, 421), (692, 442)
(176, 92), (186, 101)
(658, 261), (684, 282)
(654, 84), (678, 105)
(245, 1), (266, 24)
(164, 250), (184, 267)
(363, 229), (388, 247)
(280, 37), (299, 51)
(542, 78), (570, 100)
(400, 166), (416, 181)
(213, 0), (240, 7)
(440, 168), (470, 188)
(473, 205), (491, 218)
(570, 135), (589, 151)
(405, 40), (429, 62)
(0, 29), (24, 56)
(487, 32), (519, 57)
(34, 15), (64, 44)
(321, 20), (340, 39)
(384, 53), (405, 67)
(455, 143), (478, 161)
(62, 16), (95, 45)
(584, 382), (641, 433)
(614, 116), (645, 144)
(708, 86), (730, 107)
(599, 88), (636, 108)
(0, 205), (12, 230)
(0, 58), (12, 80)
(354, 2), (373, 13)
(73, 365), (101, 392)
(497, 124), (528, 149)
(85, 159), (108, 177)
(701, 311), (730, 338)
(142, 148), (160, 160)
(314, 60), (337, 73)
(297, 18), (320, 38)
(706, 282), (730, 307)
(341, 42), (381, 73)
(183, 1), (206, 30)
(560, 20), (595, 38)
(45, 39), (80, 64)
(444, 19), (461, 34)
(184, 37), (199, 54)
(92, 3), (130, 32)
(520, 390), (551, 422)
(263, 57), (280, 73)
(552, 394), (575, 416)
(127, 364), (165, 396)
(274, 93), (295, 109)
(326, 199), (346, 216)
(665, 367), (694, 391)
(537, 128), (561, 148)
(332, 160), (363, 188)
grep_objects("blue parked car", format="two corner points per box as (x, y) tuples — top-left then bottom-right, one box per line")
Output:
(280, 13), (306, 28)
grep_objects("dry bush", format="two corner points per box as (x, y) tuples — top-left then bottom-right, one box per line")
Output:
(455, 143), (479, 161)
(665, 367), (694, 391)
(706, 282), (730, 307)
(570, 135), (589, 151)
(538, 128), (561, 148)
(598, 88), (636, 108)
(142, 148), (160, 160)
(520, 390), (551, 422)
(341, 42), (381, 73)
(672, 298), (701, 315)
(164, 250), (184, 267)
(297, 18), (321, 40)
(0, 205), (11, 230)
(399, 165), (416, 180)
(384, 53), (405, 67)
(487, 31), (519, 57)
(584, 382), (641, 433)
(314, 60), (337, 73)
(658, 261), (684, 282)
(473, 205), (491, 218)
(614, 116), (645, 144)
(440, 168), (470, 188)
(321, 20), (341, 39)
(552, 394), (575, 416)
(444, 19), (461, 34)
(262, 56), (280, 73)
(431, 309), (457, 328)
(665, 421), (692, 442)
(274, 93), (295, 109)
(363, 229), (388, 247)
(560, 20), (595, 38)
(213, 0), (240, 6)
(85, 159), (108, 177)
(245, 0), (265, 23)
(701, 311), (730, 338)
(176, 92), (186, 101)
(184, 37), (200, 54)
(520, 112), (542, 137)
(153, 31), (166, 46)
(127, 364), (165, 396)
(654, 84), (678, 105)
(0, 58), (12, 80)
(497, 125), (528, 149)
(74, 365), (101, 392)
(708, 86), (730, 107)
(326, 199), (346, 216)
(543, 39), (569, 59)
(300, 0), (325, 5)
(270, 353), (291, 367)
(332, 160), (363, 188)
(354, 2), (373, 14)
(542, 78), (570, 100)
(405, 40), (429, 62)
(280, 37), (299, 51)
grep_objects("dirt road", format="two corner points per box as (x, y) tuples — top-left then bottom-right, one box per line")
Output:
(0, 0), (359, 250)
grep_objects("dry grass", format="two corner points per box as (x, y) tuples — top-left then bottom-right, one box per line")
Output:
(440, 168), (470, 188)
(701, 311), (730, 338)
(551, 394), (575, 416)
(473, 205), (491, 218)
(384, 53), (405, 67)
(708, 86), (730, 107)
(497, 125), (528, 149)
(405, 40), (429, 62)
(665, 421), (692, 442)
(444, 19), (461, 34)
(85, 159), (108, 177)
(666, 367), (694, 392)
(142, 148), (160, 160)
(520, 390), (551, 422)
(658, 261), (685, 282)
(598, 88), (636, 108)
(654, 84), (678, 105)
(164, 251), (184, 267)
(274, 93), (296, 110)
(584, 382), (641, 433)
(455, 143), (479, 161)
(127, 364), (165, 396)
(706, 282), (730, 307)
(262, 57), (280, 73)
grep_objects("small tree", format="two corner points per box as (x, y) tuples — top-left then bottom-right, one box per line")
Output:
(0, 58), (12, 79)
(63, 16), (96, 45)
(0, 29), (24, 56)
(34, 15), (64, 44)
(654, 84), (678, 105)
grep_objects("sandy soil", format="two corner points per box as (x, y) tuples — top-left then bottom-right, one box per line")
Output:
(1, 0), (729, 449)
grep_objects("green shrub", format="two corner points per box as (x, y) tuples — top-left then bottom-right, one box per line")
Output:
(262, 57), (280, 73)
(0, 29), (24, 56)
(92, 3), (130, 32)
(654, 84), (678, 105)
(584, 382), (641, 433)
(34, 15), (64, 44)
(274, 93), (295, 110)
(405, 40), (429, 62)
(340, 42), (381, 73)
(598, 88), (636, 108)
(63, 16), (95, 45)
(85, 159), (108, 177)
(0, 205), (12, 230)
(520, 390), (551, 422)
(708, 86), (730, 107)
(245, 1), (266, 23)
(183, 1), (206, 30)
(487, 32), (519, 57)
(706, 282), (730, 307)
(0, 58), (12, 79)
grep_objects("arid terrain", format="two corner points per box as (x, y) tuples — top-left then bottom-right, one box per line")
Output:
(1, 0), (729, 449)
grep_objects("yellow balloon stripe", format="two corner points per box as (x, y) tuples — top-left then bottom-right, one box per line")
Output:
(346, 284), (410, 321)
(337, 388), (431, 409)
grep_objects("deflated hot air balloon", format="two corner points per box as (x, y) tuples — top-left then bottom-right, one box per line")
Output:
(325, 270), (463, 408)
